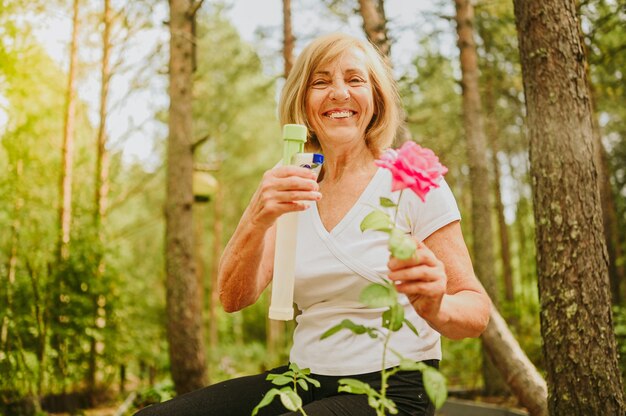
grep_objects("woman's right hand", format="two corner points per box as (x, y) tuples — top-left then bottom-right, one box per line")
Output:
(249, 166), (322, 228)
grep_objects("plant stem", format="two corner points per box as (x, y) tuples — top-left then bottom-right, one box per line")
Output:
(378, 305), (396, 415)
(393, 190), (404, 224)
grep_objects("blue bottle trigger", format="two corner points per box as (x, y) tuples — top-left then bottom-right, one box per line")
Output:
(291, 153), (324, 173)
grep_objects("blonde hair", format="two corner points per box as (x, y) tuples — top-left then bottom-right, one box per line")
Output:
(278, 33), (402, 157)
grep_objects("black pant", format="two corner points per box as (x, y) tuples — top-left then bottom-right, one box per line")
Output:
(134, 360), (438, 416)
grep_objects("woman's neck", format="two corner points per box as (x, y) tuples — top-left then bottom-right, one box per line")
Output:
(319, 143), (377, 183)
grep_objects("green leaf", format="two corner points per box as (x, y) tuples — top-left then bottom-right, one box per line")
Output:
(378, 395), (399, 414)
(289, 362), (302, 373)
(320, 319), (368, 339)
(297, 378), (308, 391)
(360, 210), (393, 233)
(337, 378), (373, 395)
(301, 374), (321, 388)
(403, 319), (419, 337)
(382, 303), (405, 331)
(423, 367), (448, 410)
(398, 359), (426, 372)
(251, 388), (281, 416)
(379, 197), (397, 207)
(359, 283), (397, 308)
(367, 395), (379, 408)
(388, 228), (416, 260)
(266, 374), (292, 386)
(279, 388), (302, 411)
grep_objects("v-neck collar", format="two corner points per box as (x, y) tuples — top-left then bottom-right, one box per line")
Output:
(311, 167), (387, 237)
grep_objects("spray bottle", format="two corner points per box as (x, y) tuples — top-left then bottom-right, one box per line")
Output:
(268, 124), (323, 320)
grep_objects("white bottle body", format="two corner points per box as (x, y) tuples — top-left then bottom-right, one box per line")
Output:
(268, 212), (299, 320)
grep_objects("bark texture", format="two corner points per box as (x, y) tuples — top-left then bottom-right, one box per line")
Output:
(166, 0), (208, 394)
(512, 1), (626, 414)
(357, 0), (391, 57)
(282, 0), (294, 77)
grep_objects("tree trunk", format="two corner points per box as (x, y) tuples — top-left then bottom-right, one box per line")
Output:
(356, 0), (410, 146)
(482, 308), (548, 416)
(454, 0), (508, 396)
(95, 0), (111, 232)
(166, 0), (208, 394)
(357, 0), (391, 57)
(476, 3), (516, 305)
(58, 0), (80, 261)
(282, 0), (294, 77)
(491, 141), (514, 303)
(484, 84), (515, 304)
(88, 0), (112, 394)
(512, 1), (626, 414)
(194, 202), (206, 324)
(588, 83), (625, 305)
(209, 180), (222, 354)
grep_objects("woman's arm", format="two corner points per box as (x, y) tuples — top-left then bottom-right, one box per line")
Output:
(218, 166), (321, 312)
(387, 220), (491, 339)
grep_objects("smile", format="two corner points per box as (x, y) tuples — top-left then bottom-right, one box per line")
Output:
(324, 110), (355, 119)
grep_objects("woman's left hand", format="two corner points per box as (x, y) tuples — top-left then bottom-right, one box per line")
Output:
(387, 241), (447, 321)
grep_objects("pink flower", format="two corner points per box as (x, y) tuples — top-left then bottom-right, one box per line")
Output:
(375, 141), (448, 202)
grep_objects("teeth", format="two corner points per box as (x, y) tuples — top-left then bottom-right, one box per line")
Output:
(328, 111), (353, 119)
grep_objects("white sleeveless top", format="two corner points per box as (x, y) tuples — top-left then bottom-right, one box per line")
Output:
(289, 168), (461, 375)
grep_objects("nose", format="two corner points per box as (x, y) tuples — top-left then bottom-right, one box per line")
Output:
(329, 82), (349, 101)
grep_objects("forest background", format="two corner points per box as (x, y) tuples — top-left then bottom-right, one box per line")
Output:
(1, 0), (625, 415)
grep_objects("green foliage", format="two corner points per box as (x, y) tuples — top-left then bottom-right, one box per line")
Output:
(3, 0), (624, 411)
(251, 363), (320, 416)
(133, 381), (175, 410)
(360, 192), (417, 260)
(338, 378), (398, 415)
(360, 210), (394, 233)
(321, 281), (447, 415)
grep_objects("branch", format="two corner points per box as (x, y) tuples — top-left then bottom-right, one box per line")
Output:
(191, 133), (212, 152)
(187, 0), (204, 18)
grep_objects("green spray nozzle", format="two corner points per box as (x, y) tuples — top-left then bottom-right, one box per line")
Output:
(282, 124), (307, 165)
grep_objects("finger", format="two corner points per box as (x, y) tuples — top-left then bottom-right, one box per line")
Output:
(388, 255), (420, 271)
(388, 245), (441, 271)
(394, 280), (444, 296)
(278, 201), (313, 212)
(260, 201), (312, 219)
(272, 190), (322, 203)
(271, 166), (318, 180)
(388, 266), (441, 283)
(272, 176), (319, 192)
(413, 248), (440, 267)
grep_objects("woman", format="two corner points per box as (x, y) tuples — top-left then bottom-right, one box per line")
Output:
(137, 32), (490, 416)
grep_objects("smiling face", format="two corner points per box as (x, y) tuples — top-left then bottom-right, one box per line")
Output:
(305, 48), (375, 148)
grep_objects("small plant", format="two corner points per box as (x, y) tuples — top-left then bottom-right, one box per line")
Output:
(320, 142), (450, 415)
(251, 362), (321, 416)
(133, 380), (176, 409)
(321, 280), (447, 415)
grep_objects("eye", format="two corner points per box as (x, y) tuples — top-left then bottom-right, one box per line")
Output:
(348, 76), (366, 85)
(311, 79), (329, 88)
